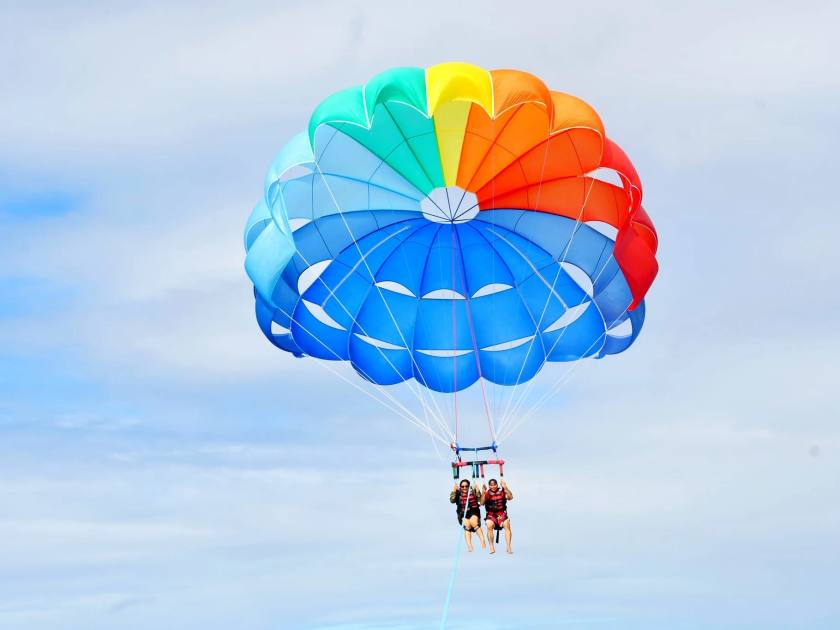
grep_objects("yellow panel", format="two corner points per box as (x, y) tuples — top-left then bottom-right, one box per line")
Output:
(433, 100), (472, 186)
(426, 62), (493, 116)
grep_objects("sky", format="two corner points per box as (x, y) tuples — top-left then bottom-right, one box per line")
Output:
(1, 1), (839, 628)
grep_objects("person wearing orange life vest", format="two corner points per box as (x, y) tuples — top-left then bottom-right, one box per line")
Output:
(449, 480), (487, 552)
(481, 478), (513, 554)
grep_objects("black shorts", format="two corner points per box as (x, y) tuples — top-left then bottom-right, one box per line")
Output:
(459, 508), (482, 530)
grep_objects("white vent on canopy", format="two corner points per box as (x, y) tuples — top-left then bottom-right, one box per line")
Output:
(585, 220), (618, 240)
(588, 167), (625, 188)
(279, 164), (313, 182)
(302, 300), (345, 330)
(421, 186), (479, 224)
(298, 259), (332, 294)
(375, 280), (416, 297)
(560, 262), (594, 297)
(607, 318), (633, 338)
(422, 289), (466, 300)
(270, 321), (291, 336)
(288, 217), (312, 232)
(416, 348), (473, 358)
(472, 283), (513, 298)
(354, 333), (406, 351)
(543, 302), (590, 333)
(481, 335), (535, 352)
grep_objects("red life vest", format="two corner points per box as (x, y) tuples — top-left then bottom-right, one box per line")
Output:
(457, 488), (480, 513)
(484, 488), (507, 513)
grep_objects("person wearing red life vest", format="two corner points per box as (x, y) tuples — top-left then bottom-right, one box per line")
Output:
(481, 478), (513, 554)
(449, 480), (487, 552)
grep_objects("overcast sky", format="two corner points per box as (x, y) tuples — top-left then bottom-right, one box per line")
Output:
(2, 1), (839, 628)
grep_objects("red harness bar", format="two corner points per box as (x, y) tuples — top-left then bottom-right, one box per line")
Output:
(451, 459), (505, 479)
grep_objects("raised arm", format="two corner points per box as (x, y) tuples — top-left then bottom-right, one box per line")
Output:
(449, 483), (458, 503)
(502, 480), (513, 500)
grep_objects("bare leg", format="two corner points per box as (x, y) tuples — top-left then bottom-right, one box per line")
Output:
(486, 521), (496, 554)
(464, 526), (473, 552)
(473, 517), (487, 548)
(503, 520), (512, 554)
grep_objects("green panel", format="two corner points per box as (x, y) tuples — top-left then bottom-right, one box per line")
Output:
(308, 86), (367, 144)
(363, 67), (428, 119)
(406, 133), (445, 189)
(307, 67), (445, 194)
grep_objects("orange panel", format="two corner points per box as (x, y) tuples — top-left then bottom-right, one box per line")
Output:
(491, 69), (553, 120)
(479, 177), (631, 229)
(549, 91), (603, 136)
(462, 103), (551, 191)
(456, 104), (520, 191)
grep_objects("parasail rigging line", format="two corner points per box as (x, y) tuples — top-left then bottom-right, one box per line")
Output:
(497, 305), (630, 442)
(281, 224), (454, 442)
(311, 158), (456, 435)
(496, 170), (597, 429)
(270, 296), (452, 445)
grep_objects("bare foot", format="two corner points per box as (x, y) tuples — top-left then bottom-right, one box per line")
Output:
(489, 547), (496, 554)
(480, 540), (486, 549)
(506, 548), (513, 554)
(467, 546), (473, 552)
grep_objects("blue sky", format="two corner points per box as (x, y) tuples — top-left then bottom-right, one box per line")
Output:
(1, 1), (839, 628)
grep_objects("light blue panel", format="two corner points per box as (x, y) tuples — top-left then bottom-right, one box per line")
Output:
(280, 171), (417, 224)
(244, 219), (296, 307)
(317, 212), (381, 258)
(313, 126), (424, 201)
(244, 199), (273, 249)
(264, 130), (314, 210)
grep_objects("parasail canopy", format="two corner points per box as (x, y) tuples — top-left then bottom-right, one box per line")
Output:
(244, 63), (658, 396)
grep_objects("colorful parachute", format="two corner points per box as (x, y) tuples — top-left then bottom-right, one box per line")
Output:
(244, 63), (658, 396)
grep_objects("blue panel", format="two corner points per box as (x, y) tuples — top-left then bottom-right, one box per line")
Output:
(457, 224), (515, 294)
(544, 301), (606, 360)
(599, 300), (645, 357)
(468, 288), (535, 349)
(290, 299), (350, 360)
(420, 225), (464, 296)
(413, 299), (474, 353)
(355, 290), (418, 348)
(375, 223), (441, 295)
(479, 341), (545, 386)
(349, 335), (413, 385)
(414, 352), (479, 393)
(592, 270), (633, 324)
